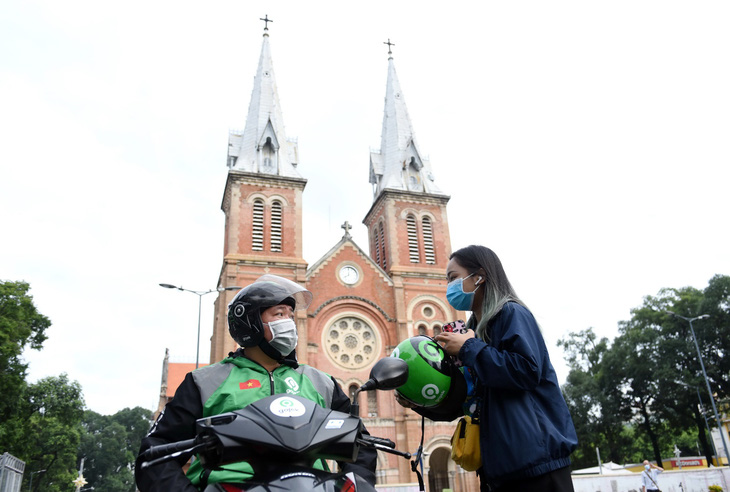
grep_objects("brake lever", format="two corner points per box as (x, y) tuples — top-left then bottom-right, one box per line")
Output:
(140, 442), (209, 469)
(357, 439), (411, 459)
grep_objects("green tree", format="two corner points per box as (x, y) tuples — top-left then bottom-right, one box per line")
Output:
(560, 275), (730, 469)
(0, 280), (50, 432)
(79, 406), (153, 492)
(16, 374), (85, 492)
(559, 328), (633, 468)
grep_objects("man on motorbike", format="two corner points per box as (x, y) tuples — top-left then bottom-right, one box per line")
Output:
(135, 274), (377, 491)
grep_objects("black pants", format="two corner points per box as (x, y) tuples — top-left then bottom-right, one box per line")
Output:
(482, 465), (574, 492)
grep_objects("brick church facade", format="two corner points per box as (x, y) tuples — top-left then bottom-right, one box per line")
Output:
(157, 23), (479, 492)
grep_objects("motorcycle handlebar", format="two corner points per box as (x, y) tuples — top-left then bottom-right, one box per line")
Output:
(361, 436), (396, 449)
(358, 436), (411, 459)
(140, 438), (198, 462)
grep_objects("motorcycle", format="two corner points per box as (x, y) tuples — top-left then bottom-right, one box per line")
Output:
(139, 357), (420, 491)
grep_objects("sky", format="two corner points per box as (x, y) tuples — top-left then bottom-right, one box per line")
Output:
(1, 1), (728, 416)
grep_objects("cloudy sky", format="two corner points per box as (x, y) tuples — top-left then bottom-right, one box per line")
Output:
(2, 1), (728, 415)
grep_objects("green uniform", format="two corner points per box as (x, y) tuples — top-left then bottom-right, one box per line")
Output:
(186, 355), (336, 486)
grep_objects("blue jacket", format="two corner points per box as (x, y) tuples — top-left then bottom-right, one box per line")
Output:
(459, 302), (577, 486)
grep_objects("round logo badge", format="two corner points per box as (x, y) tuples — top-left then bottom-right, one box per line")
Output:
(421, 383), (440, 400)
(269, 396), (306, 418)
(418, 339), (444, 363)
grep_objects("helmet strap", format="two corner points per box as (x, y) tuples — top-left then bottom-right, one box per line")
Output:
(410, 416), (426, 492)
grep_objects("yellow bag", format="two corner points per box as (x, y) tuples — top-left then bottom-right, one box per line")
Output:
(450, 415), (481, 471)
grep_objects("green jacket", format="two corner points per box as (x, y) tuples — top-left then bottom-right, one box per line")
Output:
(186, 355), (337, 486)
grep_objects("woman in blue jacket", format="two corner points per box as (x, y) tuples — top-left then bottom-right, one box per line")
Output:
(408, 245), (577, 491)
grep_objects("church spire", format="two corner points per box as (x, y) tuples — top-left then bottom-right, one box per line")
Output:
(369, 42), (442, 200)
(227, 17), (301, 178)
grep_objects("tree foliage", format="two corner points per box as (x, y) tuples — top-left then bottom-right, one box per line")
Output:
(559, 275), (730, 469)
(0, 280), (154, 491)
(78, 407), (154, 492)
(15, 374), (85, 492)
(0, 280), (50, 427)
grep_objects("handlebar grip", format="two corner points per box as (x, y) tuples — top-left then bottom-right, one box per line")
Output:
(140, 438), (197, 461)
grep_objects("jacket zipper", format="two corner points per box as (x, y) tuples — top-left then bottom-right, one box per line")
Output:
(267, 370), (275, 394)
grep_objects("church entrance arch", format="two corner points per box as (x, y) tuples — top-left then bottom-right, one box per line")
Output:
(427, 446), (451, 492)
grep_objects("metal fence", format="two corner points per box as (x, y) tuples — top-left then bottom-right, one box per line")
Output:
(0, 453), (25, 492)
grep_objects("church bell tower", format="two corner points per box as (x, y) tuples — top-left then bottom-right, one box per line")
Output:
(364, 42), (453, 345)
(209, 19), (308, 363)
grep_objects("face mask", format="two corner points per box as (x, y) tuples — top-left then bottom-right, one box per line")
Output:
(644, 464), (650, 471)
(265, 318), (298, 356)
(446, 273), (477, 311)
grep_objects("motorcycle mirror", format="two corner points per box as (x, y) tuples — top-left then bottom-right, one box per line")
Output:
(367, 357), (409, 391)
(351, 358), (409, 417)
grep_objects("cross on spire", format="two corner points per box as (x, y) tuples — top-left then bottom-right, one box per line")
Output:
(260, 15), (273, 31)
(383, 38), (395, 56)
(341, 221), (352, 238)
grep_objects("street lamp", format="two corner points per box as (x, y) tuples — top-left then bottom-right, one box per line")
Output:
(667, 311), (730, 465)
(160, 284), (242, 368)
(28, 469), (46, 491)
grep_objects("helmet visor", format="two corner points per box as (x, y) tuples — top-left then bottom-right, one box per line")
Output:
(229, 274), (313, 311)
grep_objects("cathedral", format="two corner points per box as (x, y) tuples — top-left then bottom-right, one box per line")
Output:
(157, 20), (479, 492)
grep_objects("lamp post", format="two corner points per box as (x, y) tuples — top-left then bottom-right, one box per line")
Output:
(668, 311), (730, 465)
(160, 284), (242, 368)
(28, 469), (46, 491)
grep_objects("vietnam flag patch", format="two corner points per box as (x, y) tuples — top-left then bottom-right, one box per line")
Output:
(239, 379), (262, 390)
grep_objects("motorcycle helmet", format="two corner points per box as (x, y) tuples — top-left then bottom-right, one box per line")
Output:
(390, 335), (455, 407)
(228, 274), (313, 348)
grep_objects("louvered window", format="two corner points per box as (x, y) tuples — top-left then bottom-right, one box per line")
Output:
(379, 222), (387, 270)
(252, 199), (264, 251)
(270, 200), (282, 252)
(422, 217), (435, 264)
(373, 227), (381, 266)
(407, 215), (420, 263)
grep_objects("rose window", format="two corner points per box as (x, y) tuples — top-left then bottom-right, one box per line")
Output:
(324, 317), (379, 369)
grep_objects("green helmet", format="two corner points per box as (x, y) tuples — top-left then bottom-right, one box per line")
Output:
(391, 336), (454, 407)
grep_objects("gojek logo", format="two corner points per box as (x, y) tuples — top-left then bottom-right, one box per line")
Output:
(418, 339), (444, 362)
(421, 384), (440, 400)
(284, 377), (300, 394)
(269, 396), (306, 418)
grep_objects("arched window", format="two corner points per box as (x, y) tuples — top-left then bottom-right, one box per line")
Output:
(367, 391), (378, 417)
(270, 200), (282, 252)
(432, 324), (443, 337)
(348, 384), (359, 404)
(417, 324), (427, 336)
(406, 214), (420, 263)
(422, 216), (435, 264)
(379, 222), (387, 270)
(252, 199), (264, 251)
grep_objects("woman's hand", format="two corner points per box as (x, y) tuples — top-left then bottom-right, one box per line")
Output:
(394, 392), (417, 409)
(434, 330), (475, 357)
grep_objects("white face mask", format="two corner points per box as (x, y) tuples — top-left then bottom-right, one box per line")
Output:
(265, 318), (298, 356)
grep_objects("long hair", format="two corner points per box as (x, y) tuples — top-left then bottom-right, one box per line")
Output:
(449, 245), (525, 340)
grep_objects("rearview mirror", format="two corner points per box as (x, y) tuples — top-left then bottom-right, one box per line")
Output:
(367, 357), (408, 391)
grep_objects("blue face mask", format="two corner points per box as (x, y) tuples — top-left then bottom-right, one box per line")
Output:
(446, 273), (477, 311)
